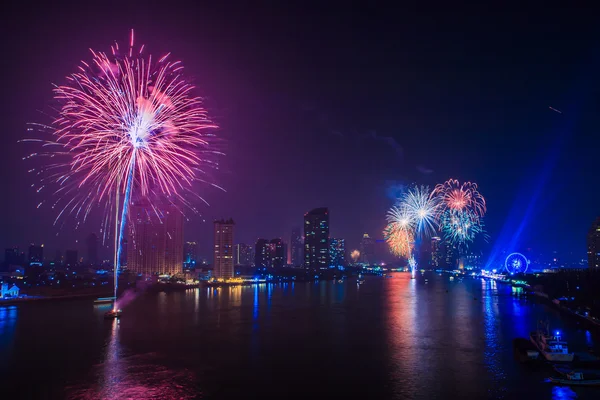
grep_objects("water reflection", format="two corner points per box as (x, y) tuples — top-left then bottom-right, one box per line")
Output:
(0, 306), (17, 353)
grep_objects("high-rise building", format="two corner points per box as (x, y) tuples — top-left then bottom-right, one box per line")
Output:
(444, 243), (457, 269)
(213, 219), (235, 279)
(184, 241), (198, 271)
(65, 250), (78, 267)
(28, 244), (43, 266)
(360, 233), (375, 265)
(255, 239), (270, 268)
(4, 247), (20, 267)
(127, 202), (184, 276)
(270, 238), (285, 268)
(304, 207), (329, 269)
(241, 243), (253, 266)
(290, 228), (303, 266)
(86, 233), (98, 266)
(234, 243), (253, 266)
(587, 217), (600, 269)
(431, 237), (442, 267)
(329, 238), (345, 267)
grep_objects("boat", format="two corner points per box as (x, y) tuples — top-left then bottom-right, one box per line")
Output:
(357, 279), (365, 284)
(513, 338), (539, 362)
(104, 309), (122, 319)
(530, 322), (574, 362)
(549, 368), (600, 386)
(94, 296), (116, 304)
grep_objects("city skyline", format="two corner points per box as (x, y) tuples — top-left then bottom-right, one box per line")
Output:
(1, 4), (599, 267)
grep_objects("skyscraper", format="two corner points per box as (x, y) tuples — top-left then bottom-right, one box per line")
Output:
(127, 202), (184, 276)
(86, 233), (98, 266)
(235, 243), (253, 266)
(28, 244), (43, 266)
(431, 236), (442, 267)
(329, 238), (345, 267)
(4, 247), (20, 267)
(184, 241), (198, 271)
(290, 228), (303, 266)
(587, 217), (600, 269)
(213, 218), (235, 279)
(304, 207), (329, 269)
(255, 239), (270, 268)
(360, 233), (375, 265)
(270, 238), (285, 268)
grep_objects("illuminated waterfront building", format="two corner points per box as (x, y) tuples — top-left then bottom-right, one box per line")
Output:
(329, 238), (345, 267)
(255, 239), (270, 268)
(431, 236), (441, 267)
(234, 243), (253, 266)
(270, 238), (285, 268)
(28, 244), (43, 266)
(360, 233), (375, 265)
(184, 241), (198, 270)
(588, 217), (600, 269)
(127, 202), (184, 276)
(213, 218), (235, 279)
(304, 208), (329, 269)
(290, 228), (303, 266)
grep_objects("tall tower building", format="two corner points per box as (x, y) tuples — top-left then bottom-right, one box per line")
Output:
(127, 202), (184, 276)
(290, 228), (303, 266)
(270, 238), (285, 269)
(304, 207), (329, 269)
(329, 238), (345, 267)
(234, 243), (253, 266)
(213, 219), (235, 279)
(431, 237), (442, 267)
(184, 241), (198, 270)
(28, 244), (43, 266)
(587, 217), (600, 269)
(360, 233), (375, 265)
(86, 233), (98, 266)
(255, 239), (270, 268)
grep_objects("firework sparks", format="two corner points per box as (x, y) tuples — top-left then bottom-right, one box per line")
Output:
(401, 185), (440, 238)
(383, 222), (414, 258)
(26, 30), (219, 303)
(433, 179), (486, 247)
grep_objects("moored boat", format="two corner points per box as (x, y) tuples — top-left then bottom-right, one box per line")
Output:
(549, 369), (600, 386)
(530, 322), (574, 362)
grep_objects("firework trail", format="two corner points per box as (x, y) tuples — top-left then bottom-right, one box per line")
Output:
(433, 179), (486, 249)
(25, 30), (219, 303)
(402, 185), (440, 238)
(385, 186), (439, 275)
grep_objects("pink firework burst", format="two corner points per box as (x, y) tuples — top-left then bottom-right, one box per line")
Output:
(26, 30), (220, 228)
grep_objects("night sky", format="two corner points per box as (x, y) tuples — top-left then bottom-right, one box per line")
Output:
(1, 3), (599, 262)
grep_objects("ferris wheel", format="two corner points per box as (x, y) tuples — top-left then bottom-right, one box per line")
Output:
(505, 252), (529, 274)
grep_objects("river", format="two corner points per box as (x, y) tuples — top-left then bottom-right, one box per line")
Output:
(0, 272), (598, 399)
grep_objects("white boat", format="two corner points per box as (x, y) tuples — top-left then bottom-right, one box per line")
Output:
(530, 322), (574, 362)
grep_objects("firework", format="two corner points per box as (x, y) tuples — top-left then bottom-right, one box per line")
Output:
(27, 31), (218, 303)
(433, 179), (486, 247)
(350, 249), (361, 263)
(383, 222), (414, 258)
(433, 179), (486, 217)
(401, 185), (440, 238)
